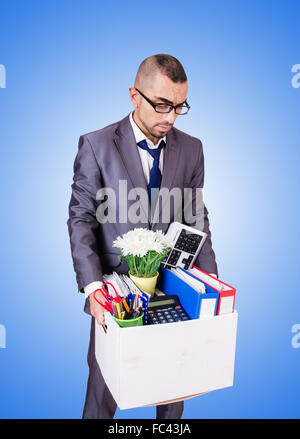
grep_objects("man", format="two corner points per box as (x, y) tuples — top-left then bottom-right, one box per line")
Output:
(67, 54), (218, 419)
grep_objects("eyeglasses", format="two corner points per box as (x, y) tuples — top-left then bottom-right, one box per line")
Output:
(135, 88), (190, 115)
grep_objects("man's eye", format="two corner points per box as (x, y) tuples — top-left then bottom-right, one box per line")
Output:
(156, 104), (171, 111)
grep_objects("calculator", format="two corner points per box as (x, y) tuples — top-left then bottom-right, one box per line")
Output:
(161, 222), (207, 270)
(148, 295), (190, 325)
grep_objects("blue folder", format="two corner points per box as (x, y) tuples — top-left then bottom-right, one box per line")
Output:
(158, 267), (219, 319)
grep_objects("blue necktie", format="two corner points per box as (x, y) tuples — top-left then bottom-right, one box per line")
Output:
(137, 139), (166, 203)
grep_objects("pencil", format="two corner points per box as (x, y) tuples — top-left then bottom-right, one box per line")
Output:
(115, 302), (121, 319)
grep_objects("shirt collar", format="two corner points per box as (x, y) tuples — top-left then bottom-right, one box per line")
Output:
(129, 111), (166, 149)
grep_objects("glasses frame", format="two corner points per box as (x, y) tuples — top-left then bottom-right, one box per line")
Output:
(135, 87), (190, 115)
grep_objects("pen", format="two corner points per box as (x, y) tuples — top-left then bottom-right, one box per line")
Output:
(134, 294), (138, 310)
(130, 295), (135, 312)
(121, 298), (130, 313)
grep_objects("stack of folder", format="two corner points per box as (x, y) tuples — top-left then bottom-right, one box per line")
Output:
(188, 266), (236, 315)
(158, 265), (236, 319)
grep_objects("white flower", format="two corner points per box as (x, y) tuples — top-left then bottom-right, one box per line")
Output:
(112, 228), (171, 257)
(154, 229), (173, 249)
(113, 230), (147, 257)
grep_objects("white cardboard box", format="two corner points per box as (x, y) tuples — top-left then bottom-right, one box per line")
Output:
(95, 310), (238, 410)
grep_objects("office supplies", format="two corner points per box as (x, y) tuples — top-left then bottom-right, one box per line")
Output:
(148, 294), (190, 325)
(161, 222), (207, 270)
(92, 282), (122, 314)
(121, 297), (130, 313)
(130, 295), (134, 311)
(118, 274), (133, 297)
(119, 274), (150, 325)
(133, 294), (137, 310)
(131, 306), (144, 319)
(171, 267), (206, 294)
(188, 266), (236, 315)
(103, 272), (128, 298)
(158, 266), (219, 318)
(115, 302), (121, 319)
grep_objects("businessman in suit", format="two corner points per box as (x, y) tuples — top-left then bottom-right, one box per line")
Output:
(67, 54), (218, 419)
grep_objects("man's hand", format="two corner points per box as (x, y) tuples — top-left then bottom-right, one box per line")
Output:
(89, 290), (106, 326)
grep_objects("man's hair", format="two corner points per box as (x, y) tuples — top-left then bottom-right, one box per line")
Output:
(135, 54), (187, 86)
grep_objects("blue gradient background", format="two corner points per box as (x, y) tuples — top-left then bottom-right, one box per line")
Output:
(0, 0), (299, 419)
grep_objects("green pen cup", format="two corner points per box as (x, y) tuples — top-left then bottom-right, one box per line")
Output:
(112, 312), (144, 328)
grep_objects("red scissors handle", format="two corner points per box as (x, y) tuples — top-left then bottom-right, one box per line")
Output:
(92, 289), (113, 313)
(101, 282), (122, 303)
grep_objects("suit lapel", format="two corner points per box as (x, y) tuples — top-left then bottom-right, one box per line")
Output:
(113, 114), (151, 226)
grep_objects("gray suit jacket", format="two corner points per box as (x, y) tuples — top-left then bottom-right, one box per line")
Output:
(67, 113), (218, 312)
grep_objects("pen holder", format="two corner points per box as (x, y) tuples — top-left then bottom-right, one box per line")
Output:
(112, 312), (144, 328)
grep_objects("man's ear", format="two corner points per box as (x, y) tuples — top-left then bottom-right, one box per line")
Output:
(129, 86), (139, 109)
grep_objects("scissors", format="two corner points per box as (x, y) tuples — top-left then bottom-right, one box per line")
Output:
(92, 282), (122, 313)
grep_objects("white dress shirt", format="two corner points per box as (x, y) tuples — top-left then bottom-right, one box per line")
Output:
(84, 112), (217, 298)
(129, 110), (166, 185)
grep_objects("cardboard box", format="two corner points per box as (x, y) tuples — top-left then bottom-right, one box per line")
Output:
(95, 310), (238, 410)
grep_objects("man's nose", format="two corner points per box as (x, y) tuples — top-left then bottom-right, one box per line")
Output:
(164, 109), (177, 124)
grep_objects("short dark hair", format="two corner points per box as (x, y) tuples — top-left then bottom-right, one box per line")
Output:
(135, 54), (187, 86)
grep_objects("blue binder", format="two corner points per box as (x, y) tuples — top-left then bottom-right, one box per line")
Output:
(177, 267), (219, 294)
(158, 267), (219, 319)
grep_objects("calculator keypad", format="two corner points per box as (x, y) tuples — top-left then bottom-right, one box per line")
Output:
(175, 229), (203, 254)
(148, 306), (190, 325)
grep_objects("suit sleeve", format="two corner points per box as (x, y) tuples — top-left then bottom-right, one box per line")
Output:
(67, 135), (104, 293)
(184, 140), (218, 276)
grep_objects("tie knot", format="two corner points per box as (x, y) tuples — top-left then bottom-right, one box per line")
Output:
(137, 139), (165, 161)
